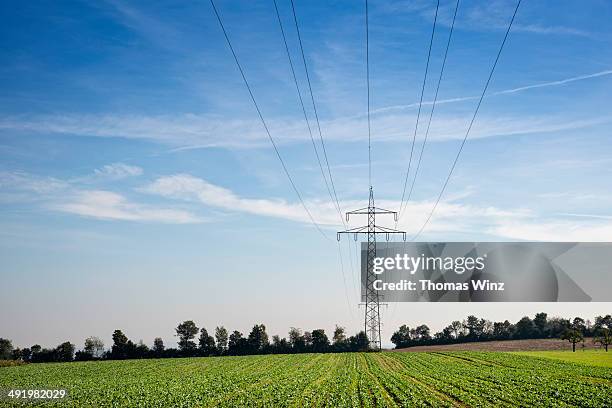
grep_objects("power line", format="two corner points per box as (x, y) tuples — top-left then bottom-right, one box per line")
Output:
(274, 0), (358, 317)
(365, 0), (372, 187)
(403, 0), (460, 215)
(336, 240), (355, 319)
(411, 0), (521, 240)
(389, 0), (451, 317)
(273, 0), (336, 216)
(289, 0), (344, 219)
(210, 0), (329, 240)
(286, 0), (364, 308)
(398, 0), (440, 218)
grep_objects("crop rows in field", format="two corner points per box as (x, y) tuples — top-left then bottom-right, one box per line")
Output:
(0, 351), (610, 407)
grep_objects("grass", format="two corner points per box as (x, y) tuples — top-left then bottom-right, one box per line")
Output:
(0, 352), (610, 407)
(514, 349), (612, 368)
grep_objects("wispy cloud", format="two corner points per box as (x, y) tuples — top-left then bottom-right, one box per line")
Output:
(381, 0), (592, 37)
(0, 171), (68, 194)
(93, 162), (143, 180)
(102, 0), (185, 52)
(142, 174), (340, 225)
(142, 173), (612, 241)
(52, 190), (201, 224)
(1, 69), (608, 150)
(3, 170), (611, 240)
(0, 111), (604, 151)
(451, 0), (591, 37)
(0, 170), (202, 224)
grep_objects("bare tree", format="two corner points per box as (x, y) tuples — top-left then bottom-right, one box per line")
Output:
(84, 337), (105, 358)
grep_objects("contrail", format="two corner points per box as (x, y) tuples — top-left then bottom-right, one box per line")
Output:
(495, 70), (612, 95)
(372, 69), (612, 115)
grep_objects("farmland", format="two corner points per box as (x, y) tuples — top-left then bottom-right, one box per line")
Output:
(1, 351), (610, 407)
(514, 350), (612, 368)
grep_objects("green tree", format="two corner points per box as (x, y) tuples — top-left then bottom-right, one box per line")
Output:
(561, 328), (584, 352)
(547, 317), (570, 338)
(215, 326), (228, 354)
(464, 316), (485, 339)
(228, 330), (248, 355)
(55, 342), (75, 362)
(493, 320), (513, 340)
(288, 327), (305, 352)
(135, 340), (149, 358)
(111, 330), (129, 359)
(514, 316), (535, 339)
(270, 336), (290, 354)
(0, 338), (12, 360)
(198, 328), (216, 356)
(435, 327), (453, 342)
(247, 324), (269, 353)
(350, 331), (369, 351)
(20, 347), (32, 362)
(414, 324), (431, 341)
(390, 325), (411, 348)
(571, 317), (587, 332)
(11, 348), (23, 360)
(153, 338), (165, 354)
(333, 325), (346, 344)
(534, 312), (548, 337)
(176, 321), (199, 353)
(311, 329), (329, 353)
(303, 331), (313, 349)
(594, 328), (611, 352)
(594, 314), (612, 331)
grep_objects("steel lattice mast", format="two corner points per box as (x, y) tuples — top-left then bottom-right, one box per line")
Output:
(337, 187), (405, 350)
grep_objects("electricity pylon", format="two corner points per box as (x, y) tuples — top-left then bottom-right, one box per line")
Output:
(337, 187), (406, 350)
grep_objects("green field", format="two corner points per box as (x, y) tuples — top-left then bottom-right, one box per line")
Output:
(1, 352), (610, 407)
(514, 350), (612, 368)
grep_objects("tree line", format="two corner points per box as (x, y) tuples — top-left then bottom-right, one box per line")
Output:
(391, 313), (611, 352)
(3, 313), (610, 363)
(1, 322), (371, 363)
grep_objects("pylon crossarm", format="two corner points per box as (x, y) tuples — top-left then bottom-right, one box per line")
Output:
(346, 207), (398, 221)
(336, 226), (368, 241)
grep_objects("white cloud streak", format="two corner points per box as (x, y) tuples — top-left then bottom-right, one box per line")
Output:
(94, 162), (143, 179)
(0, 171), (202, 224)
(52, 190), (200, 224)
(1, 70), (608, 150)
(375, 70), (612, 114)
(3, 170), (612, 240)
(142, 174), (612, 241)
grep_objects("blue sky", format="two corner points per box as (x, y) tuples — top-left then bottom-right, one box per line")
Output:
(1, 0), (611, 348)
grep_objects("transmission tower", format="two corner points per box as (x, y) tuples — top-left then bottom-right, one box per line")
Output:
(337, 187), (406, 350)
